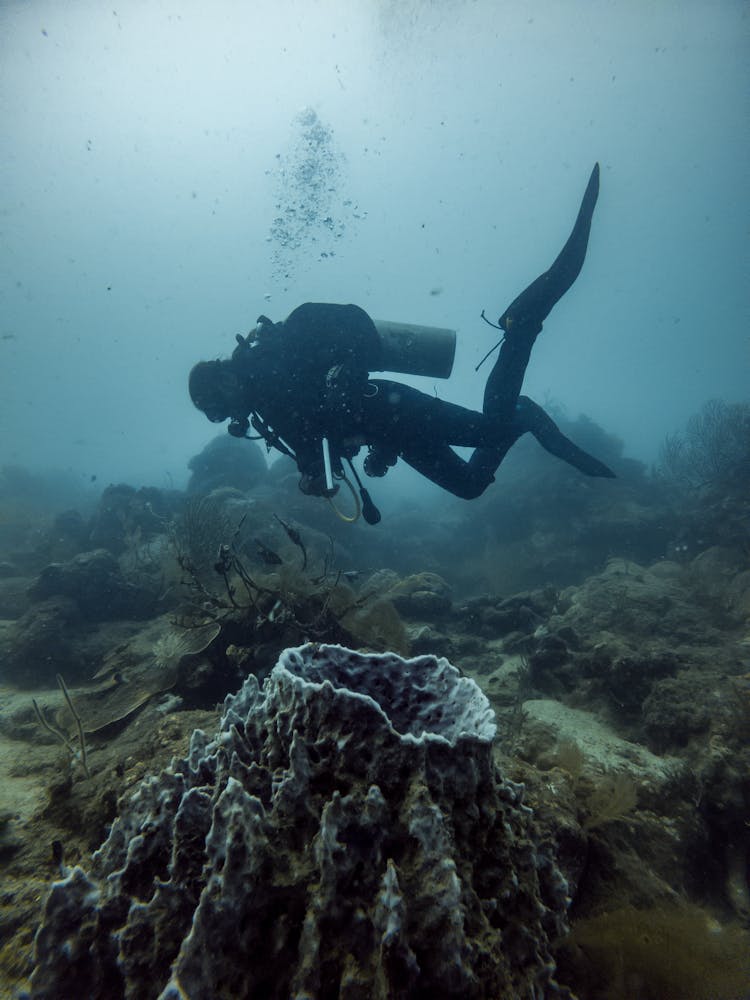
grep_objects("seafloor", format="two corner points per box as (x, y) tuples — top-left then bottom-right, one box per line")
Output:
(0, 418), (748, 999)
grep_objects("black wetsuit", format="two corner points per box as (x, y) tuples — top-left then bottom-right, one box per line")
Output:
(232, 163), (613, 497)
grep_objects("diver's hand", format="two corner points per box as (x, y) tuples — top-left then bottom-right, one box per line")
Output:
(299, 474), (339, 498)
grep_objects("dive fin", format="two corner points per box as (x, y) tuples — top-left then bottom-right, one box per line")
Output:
(499, 163), (600, 336)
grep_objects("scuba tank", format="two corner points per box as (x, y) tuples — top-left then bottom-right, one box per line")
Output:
(371, 320), (456, 379)
(239, 312), (456, 381)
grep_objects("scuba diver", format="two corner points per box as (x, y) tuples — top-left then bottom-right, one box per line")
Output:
(189, 164), (614, 524)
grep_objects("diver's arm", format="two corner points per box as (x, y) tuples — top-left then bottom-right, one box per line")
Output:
(293, 434), (342, 497)
(499, 163), (600, 336)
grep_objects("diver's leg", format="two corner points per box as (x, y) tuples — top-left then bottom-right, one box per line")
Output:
(362, 380), (490, 447)
(481, 334), (535, 424)
(361, 380), (508, 497)
(465, 428), (525, 490)
(517, 396), (616, 478)
(360, 381), (613, 496)
(482, 164), (600, 425)
(399, 441), (496, 500)
(461, 395), (617, 487)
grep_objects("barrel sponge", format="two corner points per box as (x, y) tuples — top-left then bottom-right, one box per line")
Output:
(30, 644), (571, 1000)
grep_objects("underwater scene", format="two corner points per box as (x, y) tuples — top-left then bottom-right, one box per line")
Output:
(1, 2), (748, 998)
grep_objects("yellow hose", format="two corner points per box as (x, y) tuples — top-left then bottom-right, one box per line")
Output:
(325, 473), (361, 523)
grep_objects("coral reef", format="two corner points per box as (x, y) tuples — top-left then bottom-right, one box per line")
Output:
(2, 410), (749, 999)
(29, 644), (571, 1000)
(659, 398), (750, 491)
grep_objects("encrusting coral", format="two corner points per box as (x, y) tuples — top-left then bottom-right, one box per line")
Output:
(29, 643), (572, 999)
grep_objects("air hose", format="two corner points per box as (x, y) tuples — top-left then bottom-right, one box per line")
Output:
(325, 474), (361, 523)
(322, 438), (381, 525)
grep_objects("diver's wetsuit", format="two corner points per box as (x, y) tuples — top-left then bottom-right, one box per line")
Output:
(209, 163), (613, 498)
(358, 383), (611, 499)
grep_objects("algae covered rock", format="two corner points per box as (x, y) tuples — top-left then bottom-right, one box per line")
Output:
(3, 597), (80, 686)
(385, 571), (453, 619)
(28, 548), (157, 621)
(30, 643), (571, 999)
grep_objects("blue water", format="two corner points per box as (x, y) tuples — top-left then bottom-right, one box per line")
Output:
(1, 0), (747, 495)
